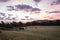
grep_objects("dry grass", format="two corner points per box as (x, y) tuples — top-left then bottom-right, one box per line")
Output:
(0, 26), (60, 40)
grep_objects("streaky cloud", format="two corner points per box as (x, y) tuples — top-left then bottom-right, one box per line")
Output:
(7, 6), (15, 11)
(0, 13), (17, 20)
(32, 8), (41, 11)
(12, 17), (17, 20)
(57, 0), (60, 3)
(15, 4), (32, 10)
(0, 13), (5, 16)
(31, 8), (41, 13)
(0, 0), (10, 2)
(5, 14), (17, 20)
(0, 12), (6, 20)
(7, 4), (32, 12)
(49, 11), (60, 13)
(7, 4), (41, 13)
(55, 0), (60, 4)
(33, 0), (41, 3)
(51, 0), (60, 5)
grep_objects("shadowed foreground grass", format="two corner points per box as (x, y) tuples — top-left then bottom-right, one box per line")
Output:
(0, 26), (60, 40)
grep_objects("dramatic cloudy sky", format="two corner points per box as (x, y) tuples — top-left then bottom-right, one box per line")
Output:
(0, 0), (60, 23)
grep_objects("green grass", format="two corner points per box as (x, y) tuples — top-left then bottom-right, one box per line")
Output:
(0, 26), (60, 40)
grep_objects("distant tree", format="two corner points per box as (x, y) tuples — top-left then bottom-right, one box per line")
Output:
(1, 21), (4, 24)
(10, 21), (17, 27)
(56, 20), (60, 25)
(0, 21), (5, 27)
(17, 22), (24, 27)
(30, 21), (40, 26)
(25, 22), (31, 26)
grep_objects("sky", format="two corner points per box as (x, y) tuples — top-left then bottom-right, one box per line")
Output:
(0, 0), (60, 23)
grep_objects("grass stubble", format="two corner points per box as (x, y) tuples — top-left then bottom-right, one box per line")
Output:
(0, 26), (60, 40)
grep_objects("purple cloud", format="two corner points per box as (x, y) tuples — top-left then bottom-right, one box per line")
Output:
(7, 4), (41, 13)
(32, 8), (41, 11)
(7, 4), (32, 11)
(33, 0), (41, 5)
(5, 14), (17, 20)
(15, 4), (32, 11)
(0, 13), (17, 20)
(0, 0), (10, 2)
(51, 0), (60, 5)
(0, 17), (4, 20)
(57, 0), (60, 3)
(0, 13), (6, 20)
(33, 0), (41, 3)
(31, 8), (41, 13)
(7, 6), (15, 11)
(0, 13), (5, 16)
(25, 16), (29, 18)
(49, 11), (60, 13)
(12, 17), (17, 20)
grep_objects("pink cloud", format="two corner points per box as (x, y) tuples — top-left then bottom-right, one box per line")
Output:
(48, 13), (60, 20)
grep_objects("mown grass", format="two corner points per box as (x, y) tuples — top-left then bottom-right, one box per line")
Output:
(0, 26), (60, 40)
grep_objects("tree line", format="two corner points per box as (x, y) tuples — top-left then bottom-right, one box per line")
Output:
(0, 20), (60, 28)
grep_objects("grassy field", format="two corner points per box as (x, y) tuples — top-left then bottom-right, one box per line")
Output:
(0, 26), (60, 40)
